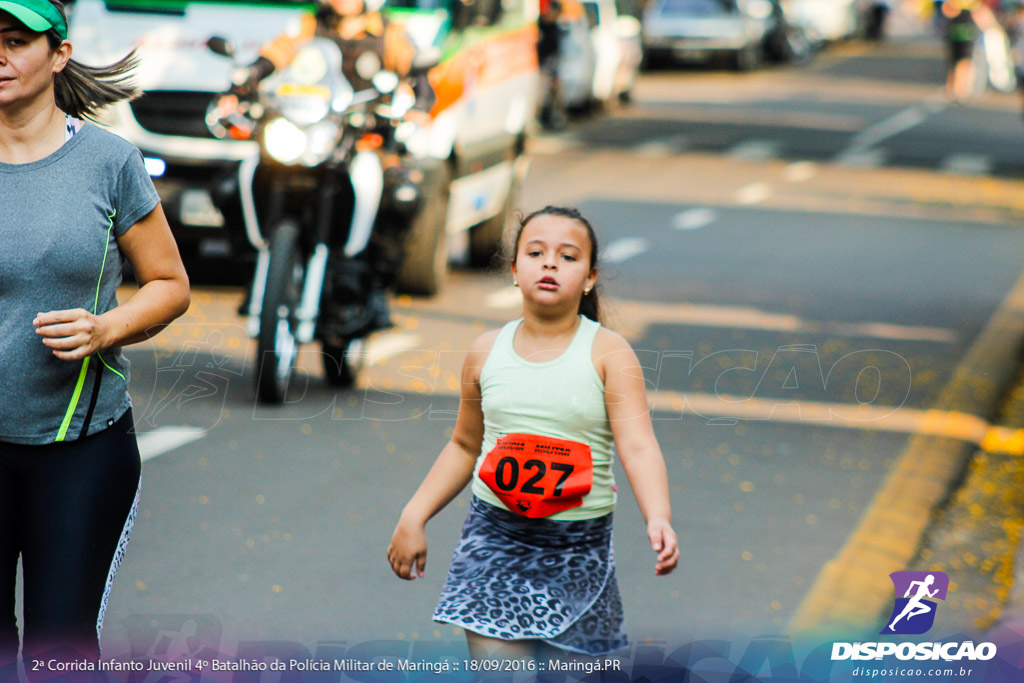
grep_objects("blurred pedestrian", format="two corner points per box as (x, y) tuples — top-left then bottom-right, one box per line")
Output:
(387, 206), (679, 661)
(943, 0), (982, 100)
(1007, 0), (1024, 116)
(0, 0), (190, 668)
(866, 0), (891, 40)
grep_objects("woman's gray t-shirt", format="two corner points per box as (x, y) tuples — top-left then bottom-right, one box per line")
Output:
(0, 124), (161, 444)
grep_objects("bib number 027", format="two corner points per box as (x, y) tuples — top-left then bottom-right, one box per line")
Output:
(477, 433), (594, 518)
(492, 457), (575, 497)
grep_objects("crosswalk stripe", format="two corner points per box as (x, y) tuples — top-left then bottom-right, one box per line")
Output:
(728, 139), (781, 161)
(603, 237), (649, 263)
(673, 207), (717, 230)
(631, 134), (688, 158)
(941, 154), (992, 176)
(366, 332), (421, 365)
(835, 148), (886, 168)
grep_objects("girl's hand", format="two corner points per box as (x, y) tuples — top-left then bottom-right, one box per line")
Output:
(387, 519), (428, 580)
(648, 517), (679, 576)
(34, 309), (112, 361)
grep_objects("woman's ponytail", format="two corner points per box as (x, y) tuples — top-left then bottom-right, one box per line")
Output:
(45, 0), (141, 120)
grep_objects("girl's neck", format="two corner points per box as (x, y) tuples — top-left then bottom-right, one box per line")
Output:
(0, 97), (67, 164)
(519, 311), (580, 340)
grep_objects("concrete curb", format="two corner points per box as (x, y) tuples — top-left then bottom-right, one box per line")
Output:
(789, 266), (1024, 637)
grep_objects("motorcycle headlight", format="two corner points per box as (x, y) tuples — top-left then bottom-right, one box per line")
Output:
(264, 118), (341, 167)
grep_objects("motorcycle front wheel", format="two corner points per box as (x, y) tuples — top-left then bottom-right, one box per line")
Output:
(256, 220), (303, 404)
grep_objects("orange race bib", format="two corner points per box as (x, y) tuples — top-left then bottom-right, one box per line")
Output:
(478, 433), (593, 518)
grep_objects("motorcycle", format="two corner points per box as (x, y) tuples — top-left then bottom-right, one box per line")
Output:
(206, 36), (419, 403)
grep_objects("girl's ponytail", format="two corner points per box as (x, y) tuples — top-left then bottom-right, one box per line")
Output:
(45, 0), (141, 120)
(511, 206), (603, 325)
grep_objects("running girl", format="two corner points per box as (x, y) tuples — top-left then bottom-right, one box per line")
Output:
(0, 0), (190, 666)
(387, 206), (678, 659)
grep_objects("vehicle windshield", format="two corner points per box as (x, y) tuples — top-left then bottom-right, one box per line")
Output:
(657, 0), (735, 15)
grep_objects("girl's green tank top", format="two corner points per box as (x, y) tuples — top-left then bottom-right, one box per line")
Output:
(470, 315), (617, 520)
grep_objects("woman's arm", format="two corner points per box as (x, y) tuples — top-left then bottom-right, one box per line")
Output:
(598, 329), (679, 576)
(35, 204), (190, 360)
(386, 331), (497, 580)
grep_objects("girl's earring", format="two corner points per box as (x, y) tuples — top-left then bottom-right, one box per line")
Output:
(584, 288), (591, 295)
(514, 280), (519, 287)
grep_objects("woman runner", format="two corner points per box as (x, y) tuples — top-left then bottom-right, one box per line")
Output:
(0, 0), (190, 667)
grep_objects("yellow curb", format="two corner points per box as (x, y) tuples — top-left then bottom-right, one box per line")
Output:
(789, 264), (1024, 636)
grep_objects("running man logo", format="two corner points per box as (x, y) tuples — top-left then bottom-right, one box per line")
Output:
(880, 571), (950, 635)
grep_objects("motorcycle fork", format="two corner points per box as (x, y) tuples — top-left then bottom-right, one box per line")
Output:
(293, 178), (337, 344)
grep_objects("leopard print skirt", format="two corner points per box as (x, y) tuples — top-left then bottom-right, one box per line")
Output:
(433, 497), (627, 656)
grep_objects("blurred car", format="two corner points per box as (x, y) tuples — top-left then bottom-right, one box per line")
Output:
(581, 0), (643, 103)
(787, 0), (862, 42)
(642, 0), (776, 70)
(558, 11), (600, 109)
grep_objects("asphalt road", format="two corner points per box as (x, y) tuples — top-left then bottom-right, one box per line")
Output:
(93, 22), (1024, 670)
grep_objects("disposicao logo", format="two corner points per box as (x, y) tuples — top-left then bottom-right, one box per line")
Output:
(830, 570), (998, 663)
(881, 571), (949, 635)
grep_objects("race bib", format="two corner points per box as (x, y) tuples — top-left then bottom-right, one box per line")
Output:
(478, 433), (593, 518)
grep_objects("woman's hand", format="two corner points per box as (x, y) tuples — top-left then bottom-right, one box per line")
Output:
(648, 517), (679, 576)
(387, 519), (428, 580)
(34, 309), (112, 361)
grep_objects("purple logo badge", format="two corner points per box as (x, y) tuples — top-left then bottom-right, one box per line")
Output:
(881, 571), (949, 635)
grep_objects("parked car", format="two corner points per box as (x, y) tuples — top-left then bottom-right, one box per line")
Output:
(787, 0), (862, 42)
(641, 0), (776, 70)
(558, 10), (599, 109)
(581, 0), (642, 103)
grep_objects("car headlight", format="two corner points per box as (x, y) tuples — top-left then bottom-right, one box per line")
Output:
(264, 118), (341, 167)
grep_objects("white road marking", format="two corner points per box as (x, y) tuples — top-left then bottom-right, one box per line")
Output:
(486, 285), (524, 309)
(833, 97), (947, 166)
(672, 207), (717, 231)
(941, 154), (992, 177)
(366, 332), (421, 365)
(783, 161), (818, 183)
(603, 237), (649, 264)
(735, 182), (772, 205)
(630, 134), (688, 159)
(137, 427), (206, 462)
(728, 139), (781, 162)
(845, 104), (929, 151)
(835, 148), (886, 168)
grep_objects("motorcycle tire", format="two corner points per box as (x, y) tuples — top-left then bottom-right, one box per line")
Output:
(395, 164), (450, 296)
(322, 337), (366, 388)
(256, 220), (303, 404)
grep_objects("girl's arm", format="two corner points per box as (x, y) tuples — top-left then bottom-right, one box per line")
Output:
(598, 329), (679, 576)
(387, 331), (495, 580)
(35, 205), (190, 359)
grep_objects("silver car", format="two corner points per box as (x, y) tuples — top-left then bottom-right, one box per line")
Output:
(642, 0), (776, 70)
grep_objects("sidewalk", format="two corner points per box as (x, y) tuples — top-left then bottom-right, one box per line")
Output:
(909, 360), (1024, 635)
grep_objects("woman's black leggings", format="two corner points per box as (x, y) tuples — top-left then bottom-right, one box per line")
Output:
(0, 410), (141, 668)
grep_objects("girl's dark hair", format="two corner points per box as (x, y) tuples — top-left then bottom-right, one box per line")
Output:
(44, 0), (140, 120)
(511, 206), (602, 324)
